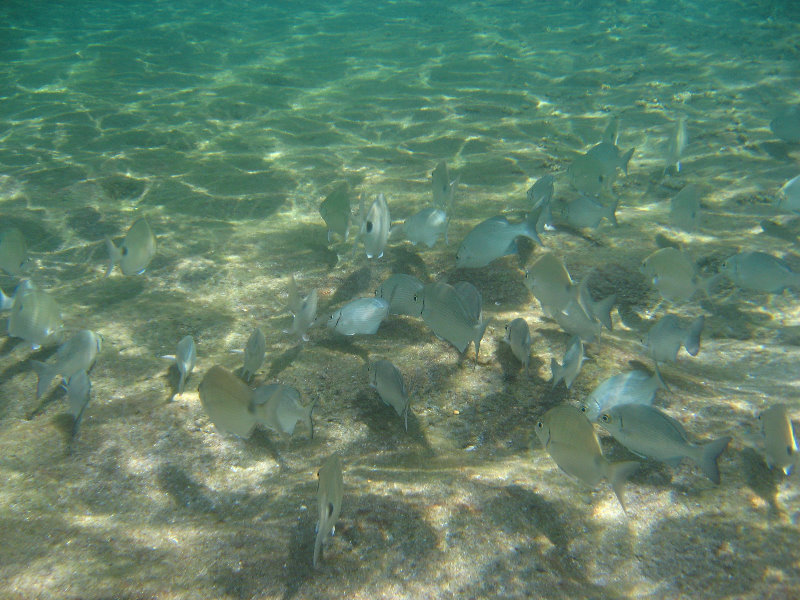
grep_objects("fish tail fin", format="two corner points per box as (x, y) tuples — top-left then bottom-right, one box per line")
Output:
(620, 147), (635, 175)
(313, 531), (323, 568)
(308, 398), (318, 440)
(524, 210), (544, 246)
(104, 236), (121, 278)
(403, 404), (409, 432)
(287, 274), (301, 314)
(30, 360), (56, 399)
(550, 358), (563, 389)
(473, 317), (492, 365)
(593, 293), (616, 331)
(684, 315), (705, 356)
(0, 288), (11, 311)
(606, 460), (639, 514)
(696, 436), (731, 484)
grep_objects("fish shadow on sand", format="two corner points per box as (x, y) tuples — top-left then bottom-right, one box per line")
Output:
(248, 428), (291, 472)
(163, 363), (184, 401)
(156, 463), (218, 513)
(351, 389), (433, 456)
(315, 337), (371, 363)
(390, 246), (430, 282)
(740, 446), (782, 517)
(266, 343), (303, 379)
(25, 378), (65, 421)
(329, 266), (373, 305)
(495, 340), (546, 384)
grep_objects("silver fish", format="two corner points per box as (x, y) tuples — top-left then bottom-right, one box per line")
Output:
(456, 213), (541, 268)
(525, 253), (574, 317)
(503, 317), (531, 375)
(603, 114), (621, 145)
(30, 329), (101, 399)
(174, 335), (197, 395)
(670, 184), (703, 231)
(758, 404), (798, 476)
(575, 273), (615, 331)
(587, 140), (635, 178)
(554, 295), (601, 343)
(251, 383), (314, 438)
(599, 404), (731, 484)
(285, 275), (318, 342)
(777, 175), (800, 214)
(720, 251), (800, 293)
(569, 142), (633, 196)
(105, 217), (156, 276)
(7, 283), (63, 349)
(527, 174), (555, 235)
(403, 207), (448, 248)
(361, 193), (390, 259)
(760, 219), (799, 245)
(640, 247), (708, 302)
(581, 369), (665, 421)
(0, 287), (11, 311)
(314, 454), (343, 568)
(198, 365), (257, 438)
(770, 106), (800, 144)
(242, 328), (266, 382)
(413, 281), (490, 362)
(0, 228), (27, 276)
(368, 359), (410, 430)
(432, 161), (457, 211)
(319, 183), (350, 242)
(452, 281), (482, 323)
(328, 297), (389, 335)
(64, 370), (91, 435)
(644, 314), (704, 364)
(664, 115), (688, 175)
(375, 274), (424, 316)
(550, 335), (584, 389)
(535, 404), (638, 512)
(561, 195), (618, 229)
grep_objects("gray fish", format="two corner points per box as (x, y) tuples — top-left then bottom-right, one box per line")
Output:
(758, 404), (798, 476)
(174, 335), (197, 395)
(588, 140), (635, 177)
(375, 274), (424, 316)
(550, 335), (584, 389)
(328, 297), (389, 335)
(285, 275), (318, 342)
(403, 207), (448, 248)
(777, 175), (800, 214)
(760, 219), (800, 245)
(569, 142), (634, 196)
(198, 365), (257, 438)
(368, 359), (410, 430)
(664, 115), (688, 175)
(0, 287), (11, 311)
(670, 184), (703, 231)
(575, 273), (615, 331)
(535, 404), (638, 512)
(719, 251), (800, 293)
(432, 161), (458, 210)
(581, 369), (665, 421)
(641, 247), (708, 302)
(561, 195), (618, 229)
(453, 281), (482, 323)
(770, 106), (800, 144)
(503, 317), (531, 375)
(0, 228), (27, 276)
(412, 281), (490, 362)
(319, 183), (350, 242)
(524, 253), (574, 317)
(251, 383), (314, 438)
(105, 217), (156, 276)
(527, 175), (555, 235)
(644, 314), (704, 364)
(314, 454), (343, 568)
(554, 295), (601, 343)
(603, 115), (621, 145)
(7, 283), (63, 349)
(30, 329), (101, 399)
(455, 213), (541, 268)
(362, 193), (391, 259)
(64, 370), (91, 436)
(242, 328), (266, 382)
(599, 404), (731, 484)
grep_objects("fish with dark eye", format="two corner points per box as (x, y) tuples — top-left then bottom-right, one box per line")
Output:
(455, 212), (542, 268)
(640, 247), (711, 303)
(550, 335), (584, 389)
(535, 404), (638, 513)
(105, 217), (156, 276)
(0, 228), (28, 276)
(403, 207), (449, 248)
(758, 404), (798, 476)
(719, 251), (800, 293)
(328, 297), (389, 335)
(314, 454), (343, 568)
(599, 404), (731, 484)
(368, 359), (410, 430)
(285, 275), (318, 342)
(31, 329), (101, 399)
(319, 183), (351, 242)
(241, 328), (266, 383)
(361, 193), (390, 259)
(7, 282), (64, 349)
(375, 273), (424, 316)
(581, 369), (666, 421)
(643, 314), (704, 364)
(251, 383), (315, 438)
(561, 195), (618, 229)
(502, 317), (531, 375)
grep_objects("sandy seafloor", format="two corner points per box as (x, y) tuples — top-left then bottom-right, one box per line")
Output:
(1, 0), (800, 598)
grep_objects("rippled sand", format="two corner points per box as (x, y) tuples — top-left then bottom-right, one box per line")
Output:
(1, 1), (799, 599)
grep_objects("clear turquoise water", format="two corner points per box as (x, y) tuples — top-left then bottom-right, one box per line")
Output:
(1, 1), (800, 599)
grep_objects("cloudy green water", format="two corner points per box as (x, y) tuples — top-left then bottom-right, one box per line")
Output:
(1, 1), (800, 598)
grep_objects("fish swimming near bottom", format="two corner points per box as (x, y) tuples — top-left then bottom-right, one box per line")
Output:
(30, 329), (101, 399)
(758, 404), (798, 476)
(328, 297), (389, 335)
(368, 359), (410, 430)
(403, 207), (449, 248)
(503, 317), (531, 375)
(285, 275), (318, 342)
(8, 283), (64, 349)
(0, 227), (28, 276)
(64, 370), (91, 436)
(198, 366), (258, 438)
(251, 383), (315, 438)
(105, 217), (156, 276)
(581, 369), (666, 421)
(241, 327), (266, 382)
(455, 212), (542, 268)
(644, 314), (704, 364)
(376, 274), (424, 316)
(550, 335), (584, 389)
(719, 251), (800, 293)
(314, 454), (344, 568)
(599, 403), (731, 484)
(535, 404), (638, 512)
(173, 335), (197, 394)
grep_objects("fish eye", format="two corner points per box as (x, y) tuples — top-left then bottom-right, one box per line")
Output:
(122, 247), (128, 256)
(413, 293), (419, 301)
(598, 175), (604, 182)
(366, 221), (373, 233)
(536, 421), (543, 429)
(601, 414), (610, 423)
(580, 405), (587, 412)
